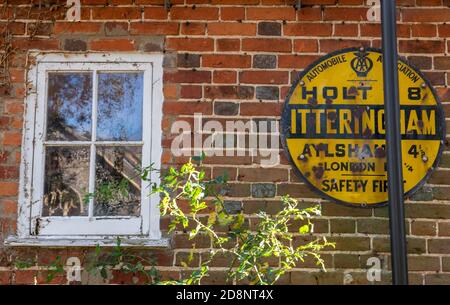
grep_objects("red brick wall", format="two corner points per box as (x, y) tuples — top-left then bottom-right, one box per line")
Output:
(1, 0), (450, 285)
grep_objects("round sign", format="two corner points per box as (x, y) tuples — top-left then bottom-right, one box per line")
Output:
(281, 47), (445, 208)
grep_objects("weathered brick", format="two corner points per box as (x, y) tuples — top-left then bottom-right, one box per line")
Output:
(257, 22), (281, 36)
(255, 86), (279, 100)
(253, 55), (276, 69)
(251, 183), (276, 198)
(177, 53), (200, 68)
(214, 102), (239, 116)
(63, 39), (87, 51)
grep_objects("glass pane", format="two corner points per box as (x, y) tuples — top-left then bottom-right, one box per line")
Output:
(94, 146), (142, 216)
(97, 73), (143, 141)
(43, 147), (90, 216)
(46, 73), (92, 141)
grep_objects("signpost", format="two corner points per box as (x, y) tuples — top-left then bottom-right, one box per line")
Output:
(281, 48), (445, 208)
(381, 0), (408, 285)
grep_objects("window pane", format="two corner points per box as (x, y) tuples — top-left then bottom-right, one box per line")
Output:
(94, 146), (142, 216)
(43, 147), (90, 216)
(97, 73), (143, 141)
(47, 73), (92, 141)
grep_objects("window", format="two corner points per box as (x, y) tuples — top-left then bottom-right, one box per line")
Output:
(9, 53), (166, 246)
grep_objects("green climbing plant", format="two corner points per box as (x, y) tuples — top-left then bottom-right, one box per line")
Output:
(144, 155), (335, 285)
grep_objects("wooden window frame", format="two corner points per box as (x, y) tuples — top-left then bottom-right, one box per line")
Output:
(6, 53), (168, 247)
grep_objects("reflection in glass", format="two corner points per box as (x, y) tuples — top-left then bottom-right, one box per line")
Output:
(97, 73), (143, 141)
(94, 146), (142, 216)
(43, 147), (90, 216)
(46, 73), (92, 141)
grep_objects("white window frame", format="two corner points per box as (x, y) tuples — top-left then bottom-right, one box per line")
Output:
(6, 53), (169, 247)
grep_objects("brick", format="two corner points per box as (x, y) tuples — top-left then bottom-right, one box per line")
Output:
(213, 71), (237, 84)
(325, 236), (370, 251)
(324, 7), (368, 21)
(438, 222), (450, 236)
(411, 24), (437, 37)
(239, 168), (287, 182)
(221, 7), (245, 21)
(297, 7), (322, 21)
(443, 257), (450, 272)
(284, 23), (332, 36)
(177, 53), (200, 68)
(425, 274), (450, 285)
(258, 22), (281, 36)
(130, 22), (179, 35)
(0, 166), (19, 180)
(173, 234), (211, 248)
(216, 38), (240, 52)
(253, 55), (276, 69)
(63, 39), (87, 51)
(277, 183), (320, 199)
(164, 70), (211, 83)
(202, 55), (251, 68)
(255, 86), (279, 100)
(205, 86), (254, 100)
(405, 203), (450, 219)
(12, 38), (60, 50)
(214, 102), (239, 116)
(180, 85), (202, 99)
(357, 218), (389, 234)
(334, 23), (358, 37)
(2, 132), (21, 146)
(428, 238), (450, 254)
(170, 7), (219, 20)
(0, 182), (18, 197)
(408, 256), (440, 272)
(143, 7), (168, 20)
(322, 203), (372, 217)
(293, 39), (318, 52)
(239, 71), (288, 84)
(411, 220), (437, 236)
(163, 102), (212, 115)
(320, 39), (371, 53)
(403, 8), (450, 22)
(181, 22), (206, 35)
(278, 55), (320, 69)
(373, 237), (427, 254)
(223, 200), (242, 214)
(330, 218), (355, 233)
(167, 38), (214, 51)
(104, 22), (129, 36)
(53, 22), (102, 35)
(334, 254), (363, 269)
(407, 56), (432, 70)
(90, 39), (135, 51)
(438, 24), (450, 37)
(92, 7), (141, 20)
(242, 38), (291, 53)
(247, 7), (296, 21)
(240, 102), (282, 116)
(399, 40), (445, 54)
(208, 22), (256, 36)
(251, 183), (276, 198)
(434, 56), (450, 70)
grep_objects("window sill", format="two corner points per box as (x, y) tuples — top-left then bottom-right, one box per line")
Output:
(4, 236), (171, 249)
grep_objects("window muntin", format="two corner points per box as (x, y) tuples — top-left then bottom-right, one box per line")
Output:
(16, 54), (163, 241)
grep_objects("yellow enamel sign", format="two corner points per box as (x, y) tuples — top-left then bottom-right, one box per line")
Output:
(281, 48), (445, 207)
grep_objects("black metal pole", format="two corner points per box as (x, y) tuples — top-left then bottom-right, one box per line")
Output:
(381, 0), (409, 285)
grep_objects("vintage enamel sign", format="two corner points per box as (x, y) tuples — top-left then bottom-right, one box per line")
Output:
(281, 48), (445, 207)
